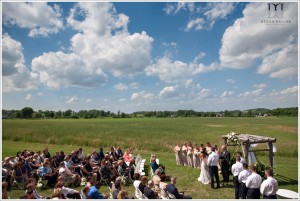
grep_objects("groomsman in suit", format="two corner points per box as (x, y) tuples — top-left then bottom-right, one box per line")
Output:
(208, 147), (220, 189)
(219, 145), (231, 186)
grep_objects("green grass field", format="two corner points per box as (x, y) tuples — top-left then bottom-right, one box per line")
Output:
(2, 117), (298, 199)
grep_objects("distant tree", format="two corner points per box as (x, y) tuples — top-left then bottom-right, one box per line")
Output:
(34, 112), (43, 119)
(21, 107), (34, 118)
(64, 109), (72, 117)
(14, 111), (22, 118)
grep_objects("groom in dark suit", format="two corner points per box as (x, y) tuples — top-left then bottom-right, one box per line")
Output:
(219, 145), (231, 186)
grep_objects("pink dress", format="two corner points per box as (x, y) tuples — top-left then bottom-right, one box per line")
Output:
(187, 146), (194, 167)
(181, 146), (188, 166)
(174, 146), (183, 165)
(193, 148), (200, 169)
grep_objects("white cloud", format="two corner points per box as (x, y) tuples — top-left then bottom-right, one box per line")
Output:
(270, 86), (298, 96)
(254, 83), (267, 89)
(118, 98), (127, 102)
(164, 2), (195, 15)
(226, 79), (235, 84)
(131, 90), (156, 101)
(130, 82), (139, 89)
(114, 83), (128, 91)
(25, 94), (33, 101)
(66, 96), (78, 104)
(220, 2), (298, 73)
(2, 34), (38, 92)
(37, 92), (44, 96)
(199, 88), (211, 98)
(162, 42), (177, 48)
(204, 2), (235, 28)
(85, 98), (92, 103)
(32, 51), (108, 89)
(159, 86), (178, 98)
(238, 88), (263, 98)
(31, 2), (153, 89)
(3, 2), (63, 37)
(220, 91), (234, 98)
(185, 18), (205, 31)
(193, 52), (206, 63)
(257, 43), (298, 80)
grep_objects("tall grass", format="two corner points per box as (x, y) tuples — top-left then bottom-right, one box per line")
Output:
(2, 117), (297, 157)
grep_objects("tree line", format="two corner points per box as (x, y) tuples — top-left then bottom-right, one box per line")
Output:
(2, 107), (298, 119)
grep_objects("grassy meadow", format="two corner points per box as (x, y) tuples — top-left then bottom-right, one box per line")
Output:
(2, 117), (298, 199)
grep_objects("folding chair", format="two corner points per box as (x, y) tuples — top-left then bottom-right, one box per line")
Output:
(167, 192), (176, 199)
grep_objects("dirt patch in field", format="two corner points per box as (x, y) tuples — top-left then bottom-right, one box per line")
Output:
(268, 125), (298, 134)
(206, 124), (224, 127)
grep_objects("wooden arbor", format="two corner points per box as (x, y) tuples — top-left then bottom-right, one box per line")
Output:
(222, 134), (276, 169)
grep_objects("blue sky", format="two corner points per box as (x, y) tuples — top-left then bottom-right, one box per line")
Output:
(2, 2), (298, 113)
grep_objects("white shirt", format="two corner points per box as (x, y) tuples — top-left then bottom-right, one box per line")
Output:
(260, 176), (278, 196)
(133, 180), (141, 189)
(61, 186), (78, 197)
(246, 172), (262, 189)
(231, 161), (243, 177)
(207, 152), (219, 166)
(240, 157), (246, 164)
(238, 169), (251, 184)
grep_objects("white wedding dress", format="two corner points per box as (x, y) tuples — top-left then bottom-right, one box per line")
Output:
(198, 159), (210, 184)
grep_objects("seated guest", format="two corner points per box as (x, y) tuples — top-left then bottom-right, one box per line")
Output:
(91, 151), (99, 164)
(82, 159), (98, 183)
(51, 187), (66, 199)
(58, 162), (80, 186)
(138, 176), (148, 193)
(88, 181), (107, 199)
(38, 161), (58, 187)
(152, 169), (161, 185)
(246, 165), (262, 199)
(133, 173), (141, 189)
(110, 147), (119, 161)
(55, 183), (81, 199)
(144, 180), (157, 199)
(43, 147), (51, 159)
(77, 148), (85, 160)
(123, 149), (134, 163)
(2, 182), (9, 199)
(166, 177), (192, 199)
(116, 146), (123, 158)
(112, 182), (121, 199)
(71, 150), (81, 165)
(12, 162), (28, 185)
(100, 159), (112, 180)
(117, 190), (129, 199)
(27, 178), (43, 199)
(81, 186), (90, 199)
(150, 156), (159, 173)
(64, 155), (82, 177)
(260, 168), (278, 199)
(57, 151), (65, 164)
(98, 148), (105, 162)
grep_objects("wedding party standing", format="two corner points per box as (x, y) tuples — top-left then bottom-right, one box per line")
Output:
(260, 168), (278, 199)
(187, 142), (194, 168)
(207, 147), (220, 189)
(246, 165), (262, 199)
(219, 145), (231, 186)
(238, 163), (251, 199)
(197, 152), (210, 185)
(174, 143), (183, 165)
(231, 156), (243, 199)
(181, 143), (188, 166)
(193, 144), (200, 169)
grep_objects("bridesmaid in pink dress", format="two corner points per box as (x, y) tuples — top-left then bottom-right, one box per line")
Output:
(181, 143), (188, 166)
(174, 142), (183, 165)
(193, 144), (200, 169)
(187, 142), (194, 167)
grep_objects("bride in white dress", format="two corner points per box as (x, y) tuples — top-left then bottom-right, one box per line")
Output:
(198, 152), (210, 184)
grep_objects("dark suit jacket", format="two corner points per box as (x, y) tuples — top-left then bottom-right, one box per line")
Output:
(138, 183), (146, 194)
(219, 150), (231, 167)
(166, 184), (183, 199)
(143, 187), (156, 199)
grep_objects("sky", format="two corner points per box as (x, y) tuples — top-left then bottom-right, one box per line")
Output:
(2, 2), (298, 113)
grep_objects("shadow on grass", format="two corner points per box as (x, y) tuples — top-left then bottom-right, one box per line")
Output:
(275, 174), (298, 186)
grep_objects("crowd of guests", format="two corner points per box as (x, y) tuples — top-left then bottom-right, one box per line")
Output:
(174, 142), (279, 199)
(2, 146), (193, 199)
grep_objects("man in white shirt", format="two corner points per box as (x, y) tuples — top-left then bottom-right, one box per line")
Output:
(236, 152), (246, 164)
(260, 168), (278, 199)
(231, 156), (243, 199)
(246, 165), (262, 199)
(207, 147), (220, 189)
(238, 163), (251, 199)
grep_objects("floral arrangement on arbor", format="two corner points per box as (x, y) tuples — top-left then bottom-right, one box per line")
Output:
(226, 131), (241, 146)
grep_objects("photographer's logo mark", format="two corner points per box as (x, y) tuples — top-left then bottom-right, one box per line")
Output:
(268, 3), (284, 18)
